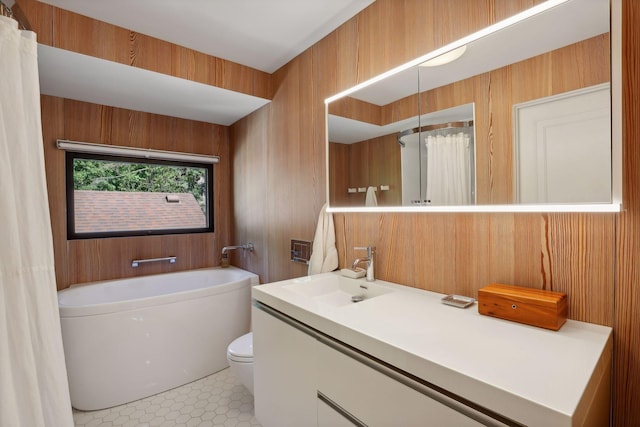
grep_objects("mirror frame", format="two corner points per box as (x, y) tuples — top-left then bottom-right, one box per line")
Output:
(325, 0), (622, 213)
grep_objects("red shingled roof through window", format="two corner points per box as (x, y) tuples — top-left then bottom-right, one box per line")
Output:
(74, 190), (206, 233)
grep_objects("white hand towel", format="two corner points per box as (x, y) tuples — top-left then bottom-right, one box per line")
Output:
(308, 203), (339, 275)
(365, 186), (378, 206)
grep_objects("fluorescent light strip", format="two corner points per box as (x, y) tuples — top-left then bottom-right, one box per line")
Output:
(325, 0), (570, 104)
(56, 140), (220, 164)
(327, 203), (621, 213)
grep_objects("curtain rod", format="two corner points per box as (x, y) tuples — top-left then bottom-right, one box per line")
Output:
(57, 140), (221, 164)
(397, 120), (474, 146)
(0, 1), (29, 30)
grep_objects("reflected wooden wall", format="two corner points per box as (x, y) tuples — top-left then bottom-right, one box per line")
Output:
(329, 134), (401, 207)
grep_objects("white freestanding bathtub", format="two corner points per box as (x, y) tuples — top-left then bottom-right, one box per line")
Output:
(58, 266), (259, 411)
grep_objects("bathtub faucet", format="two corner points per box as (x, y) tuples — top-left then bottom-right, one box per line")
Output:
(221, 243), (254, 256)
(220, 243), (254, 267)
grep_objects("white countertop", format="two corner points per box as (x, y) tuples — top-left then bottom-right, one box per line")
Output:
(252, 272), (612, 426)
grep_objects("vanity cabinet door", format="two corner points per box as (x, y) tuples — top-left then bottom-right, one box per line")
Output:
(252, 307), (317, 427)
(318, 398), (363, 427)
(316, 342), (483, 427)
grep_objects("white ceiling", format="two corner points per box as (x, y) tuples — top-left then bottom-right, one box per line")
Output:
(38, 45), (271, 126)
(38, 0), (374, 74)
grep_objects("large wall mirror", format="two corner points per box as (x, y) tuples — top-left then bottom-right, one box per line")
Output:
(326, 0), (621, 213)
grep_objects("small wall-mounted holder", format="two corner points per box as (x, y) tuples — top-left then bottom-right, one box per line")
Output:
(290, 239), (312, 265)
(347, 187), (357, 193)
(380, 185), (390, 191)
(357, 187), (367, 193)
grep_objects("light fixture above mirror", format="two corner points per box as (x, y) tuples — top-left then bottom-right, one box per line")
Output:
(420, 45), (467, 67)
(325, 0), (621, 213)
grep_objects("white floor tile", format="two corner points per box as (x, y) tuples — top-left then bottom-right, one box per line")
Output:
(73, 368), (260, 427)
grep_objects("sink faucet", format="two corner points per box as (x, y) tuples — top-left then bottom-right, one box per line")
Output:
(220, 242), (254, 267)
(352, 246), (375, 282)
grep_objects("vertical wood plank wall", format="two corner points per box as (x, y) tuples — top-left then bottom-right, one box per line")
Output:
(40, 97), (231, 289)
(230, 1), (638, 425)
(14, 0), (639, 424)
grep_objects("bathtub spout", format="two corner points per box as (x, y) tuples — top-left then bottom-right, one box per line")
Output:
(220, 243), (254, 268)
(221, 242), (254, 256)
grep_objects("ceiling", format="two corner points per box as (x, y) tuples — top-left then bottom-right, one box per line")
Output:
(34, 0), (375, 126)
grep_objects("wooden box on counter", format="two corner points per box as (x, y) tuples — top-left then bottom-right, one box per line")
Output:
(477, 283), (567, 330)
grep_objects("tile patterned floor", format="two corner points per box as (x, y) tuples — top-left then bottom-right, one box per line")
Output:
(72, 368), (261, 427)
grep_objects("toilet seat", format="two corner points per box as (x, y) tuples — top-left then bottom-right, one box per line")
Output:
(227, 332), (253, 363)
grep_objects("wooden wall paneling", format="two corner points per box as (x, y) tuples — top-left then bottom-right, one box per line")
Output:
(40, 96), (68, 290)
(67, 233), (217, 284)
(367, 134), (401, 206)
(510, 213), (548, 288)
(546, 213), (615, 325)
(267, 56), (315, 282)
(432, 0), (490, 48)
(381, 93), (419, 125)
(551, 35), (611, 94)
(485, 66), (513, 204)
(355, 4), (387, 81)
(171, 45), (207, 84)
(492, 0), (545, 22)
(230, 106), (269, 282)
(129, 32), (173, 75)
(333, 16), (359, 93)
(53, 7), (130, 64)
(328, 97), (382, 125)
(471, 73), (492, 205)
(410, 0), (436, 62)
(349, 140), (368, 194)
(329, 143), (352, 206)
(44, 97), (231, 287)
(614, 0), (640, 424)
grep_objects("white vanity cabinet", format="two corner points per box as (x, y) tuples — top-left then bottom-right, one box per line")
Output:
(315, 340), (484, 427)
(252, 273), (612, 427)
(254, 303), (491, 426)
(253, 307), (318, 427)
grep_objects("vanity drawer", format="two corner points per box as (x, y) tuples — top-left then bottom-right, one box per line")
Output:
(478, 283), (567, 330)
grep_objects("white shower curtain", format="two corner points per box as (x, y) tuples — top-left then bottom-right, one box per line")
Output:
(0, 16), (74, 427)
(425, 133), (471, 205)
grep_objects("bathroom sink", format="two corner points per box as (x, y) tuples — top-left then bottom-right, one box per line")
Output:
(283, 275), (394, 308)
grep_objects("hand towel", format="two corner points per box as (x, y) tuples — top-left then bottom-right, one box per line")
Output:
(365, 186), (378, 206)
(308, 203), (339, 275)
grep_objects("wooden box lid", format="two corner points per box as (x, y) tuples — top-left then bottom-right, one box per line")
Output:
(478, 283), (567, 330)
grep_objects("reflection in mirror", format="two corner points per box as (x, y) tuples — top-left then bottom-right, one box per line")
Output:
(326, 0), (619, 212)
(328, 103), (475, 207)
(401, 104), (475, 206)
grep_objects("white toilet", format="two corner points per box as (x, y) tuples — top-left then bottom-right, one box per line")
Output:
(227, 332), (254, 394)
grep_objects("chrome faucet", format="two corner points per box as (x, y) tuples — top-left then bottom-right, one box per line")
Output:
(220, 242), (254, 267)
(352, 246), (375, 282)
(221, 242), (254, 256)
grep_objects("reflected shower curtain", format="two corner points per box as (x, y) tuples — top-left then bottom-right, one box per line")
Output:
(0, 16), (74, 427)
(425, 133), (471, 205)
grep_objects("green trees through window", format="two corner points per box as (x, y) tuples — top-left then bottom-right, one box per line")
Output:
(73, 158), (208, 213)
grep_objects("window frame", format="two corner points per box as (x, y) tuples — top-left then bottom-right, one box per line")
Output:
(65, 151), (214, 240)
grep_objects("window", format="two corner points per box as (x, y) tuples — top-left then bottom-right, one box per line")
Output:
(66, 152), (214, 239)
